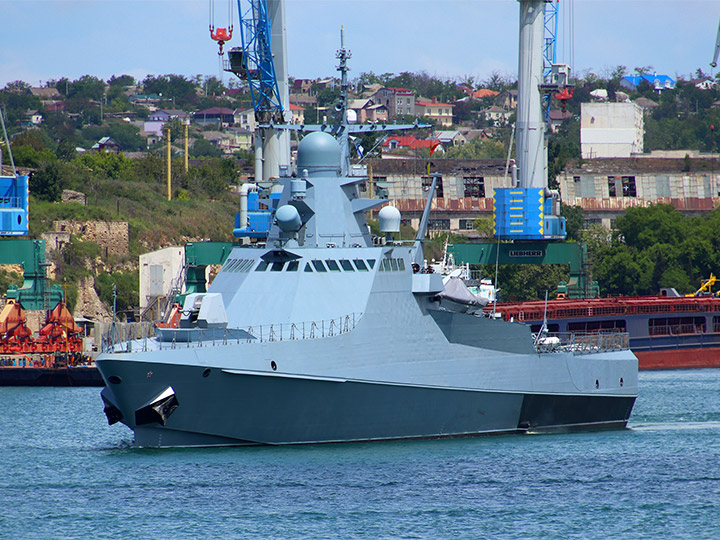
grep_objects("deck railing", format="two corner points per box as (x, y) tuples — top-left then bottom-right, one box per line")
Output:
(534, 331), (630, 355)
(101, 313), (363, 353)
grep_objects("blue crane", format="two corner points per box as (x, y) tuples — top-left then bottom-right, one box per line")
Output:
(225, 0), (284, 124)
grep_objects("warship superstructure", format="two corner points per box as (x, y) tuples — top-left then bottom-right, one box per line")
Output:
(98, 131), (638, 447)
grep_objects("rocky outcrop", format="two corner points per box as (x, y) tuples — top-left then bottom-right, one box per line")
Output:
(73, 276), (112, 322)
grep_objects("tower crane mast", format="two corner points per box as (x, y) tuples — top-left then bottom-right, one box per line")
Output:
(235, 0), (283, 123)
(711, 17), (720, 68)
(224, 0), (290, 183)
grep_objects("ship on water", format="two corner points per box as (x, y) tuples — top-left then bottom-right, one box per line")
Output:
(97, 129), (638, 447)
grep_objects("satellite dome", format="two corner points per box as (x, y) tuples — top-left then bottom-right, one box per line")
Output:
(378, 205), (401, 233)
(275, 204), (302, 232)
(297, 132), (341, 175)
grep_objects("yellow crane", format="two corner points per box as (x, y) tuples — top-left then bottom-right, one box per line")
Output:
(685, 273), (718, 297)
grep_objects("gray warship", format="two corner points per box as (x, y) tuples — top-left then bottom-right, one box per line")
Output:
(98, 130), (638, 447)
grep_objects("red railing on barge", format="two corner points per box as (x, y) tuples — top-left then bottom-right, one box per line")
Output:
(486, 296), (720, 323)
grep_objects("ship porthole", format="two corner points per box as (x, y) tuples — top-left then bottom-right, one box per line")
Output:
(595, 379), (599, 389)
(270, 361), (277, 371)
(108, 375), (122, 385)
(620, 377), (624, 387)
(202, 368), (211, 378)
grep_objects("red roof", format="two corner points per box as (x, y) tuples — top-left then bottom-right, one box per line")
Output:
(416, 100), (452, 107)
(383, 136), (439, 149)
(289, 104), (304, 110)
(472, 89), (499, 99)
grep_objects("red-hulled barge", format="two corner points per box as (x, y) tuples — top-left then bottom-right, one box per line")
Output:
(487, 295), (720, 370)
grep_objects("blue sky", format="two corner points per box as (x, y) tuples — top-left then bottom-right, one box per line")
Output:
(1, 0), (719, 88)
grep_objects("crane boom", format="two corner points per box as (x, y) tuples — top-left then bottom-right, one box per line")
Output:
(712, 17), (720, 68)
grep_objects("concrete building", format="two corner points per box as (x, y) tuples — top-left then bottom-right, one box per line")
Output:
(370, 87), (416, 118)
(558, 156), (720, 228)
(139, 246), (185, 310)
(366, 158), (508, 234)
(580, 102), (644, 159)
(415, 98), (454, 127)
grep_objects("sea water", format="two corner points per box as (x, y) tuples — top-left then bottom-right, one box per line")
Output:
(1, 370), (719, 540)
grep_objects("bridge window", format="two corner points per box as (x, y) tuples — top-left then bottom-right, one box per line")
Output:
(312, 260), (327, 272)
(367, 259), (376, 269)
(255, 261), (269, 271)
(239, 259), (255, 272)
(304, 262), (313, 272)
(271, 262), (285, 272)
(326, 260), (340, 272)
(353, 259), (368, 271)
(286, 261), (299, 271)
(340, 259), (354, 271)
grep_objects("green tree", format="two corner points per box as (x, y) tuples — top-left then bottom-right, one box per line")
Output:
(444, 139), (505, 159)
(68, 75), (106, 100)
(192, 138), (223, 158)
(31, 162), (64, 201)
(561, 203), (585, 241)
(95, 270), (139, 316)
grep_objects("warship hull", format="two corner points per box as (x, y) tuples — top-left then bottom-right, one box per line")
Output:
(100, 358), (636, 447)
(99, 315), (637, 447)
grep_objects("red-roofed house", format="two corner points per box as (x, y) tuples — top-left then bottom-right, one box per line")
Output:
(472, 88), (499, 99)
(382, 136), (440, 152)
(415, 97), (454, 127)
(289, 103), (305, 124)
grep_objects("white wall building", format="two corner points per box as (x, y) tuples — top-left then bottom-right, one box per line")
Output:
(139, 247), (185, 309)
(581, 102), (644, 159)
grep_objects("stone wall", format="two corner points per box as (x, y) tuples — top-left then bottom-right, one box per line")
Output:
(52, 220), (129, 257)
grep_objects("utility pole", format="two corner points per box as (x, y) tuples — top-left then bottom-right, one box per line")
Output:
(184, 120), (189, 172)
(166, 127), (172, 201)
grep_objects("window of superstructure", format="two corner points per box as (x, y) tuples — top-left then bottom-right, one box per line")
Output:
(239, 259), (255, 272)
(398, 259), (406, 271)
(304, 262), (313, 272)
(326, 260), (340, 272)
(367, 259), (376, 269)
(312, 260), (327, 272)
(228, 259), (241, 272)
(390, 259), (399, 272)
(286, 260), (299, 272)
(340, 259), (354, 271)
(353, 259), (368, 271)
(224, 259), (238, 272)
(255, 260), (269, 271)
(271, 262), (285, 272)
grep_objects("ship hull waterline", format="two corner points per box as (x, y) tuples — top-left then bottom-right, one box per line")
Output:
(99, 357), (636, 448)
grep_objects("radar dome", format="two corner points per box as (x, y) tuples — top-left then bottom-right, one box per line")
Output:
(378, 205), (401, 233)
(297, 132), (341, 175)
(275, 204), (302, 232)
